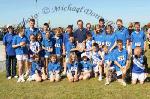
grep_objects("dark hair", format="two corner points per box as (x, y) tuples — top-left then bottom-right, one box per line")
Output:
(117, 39), (123, 44)
(30, 18), (35, 22)
(93, 43), (99, 48)
(116, 19), (123, 23)
(99, 18), (105, 23)
(134, 22), (140, 26)
(69, 33), (74, 38)
(86, 33), (92, 38)
(77, 20), (83, 24)
(86, 23), (91, 27)
(44, 23), (49, 28)
(105, 25), (114, 34)
(102, 45), (108, 49)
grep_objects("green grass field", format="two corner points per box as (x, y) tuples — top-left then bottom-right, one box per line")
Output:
(0, 50), (150, 99)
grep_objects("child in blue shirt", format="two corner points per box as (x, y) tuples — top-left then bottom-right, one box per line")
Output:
(113, 40), (129, 86)
(91, 43), (103, 81)
(3, 26), (17, 79)
(79, 53), (92, 80)
(27, 54), (42, 82)
(131, 22), (146, 55)
(67, 52), (79, 82)
(104, 25), (117, 52)
(131, 47), (148, 84)
(42, 31), (53, 73)
(48, 54), (61, 82)
(92, 25), (105, 48)
(102, 45), (115, 85)
(12, 27), (29, 82)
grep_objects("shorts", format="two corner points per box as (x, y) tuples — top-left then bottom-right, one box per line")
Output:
(132, 73), (146, 82)
(49, 72), (60, 79)
(16, 54), (28, 61)
(93, 65), (99, 73)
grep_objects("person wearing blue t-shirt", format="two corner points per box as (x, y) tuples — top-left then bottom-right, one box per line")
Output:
(131, 22), (146, 55)
(48, 54), (61, 82)
(92, 25), (105, 48)
(25, 19), (39, 42)
(27, 54), (42, 82)
(115, 19), (130, 49)
(79, 53), (92, 80)
(67, 53), (79, 82)
(102, 45), (115, 85)
(12, 27), (29, 82)
(3, 26), (17, 79)
(42, 31), (53, 73)
(131, 47), (148, 84)
(104, 25), (117, 52)
(113, 40), (129, 86)
(53, 28), (63, 57)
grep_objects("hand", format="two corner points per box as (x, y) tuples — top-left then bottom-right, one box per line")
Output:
(20, 42), (26, 47)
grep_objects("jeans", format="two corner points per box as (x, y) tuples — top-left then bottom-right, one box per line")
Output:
(6, 55), (17, 77)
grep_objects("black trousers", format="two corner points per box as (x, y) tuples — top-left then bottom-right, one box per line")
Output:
(6, 55), (17, 77)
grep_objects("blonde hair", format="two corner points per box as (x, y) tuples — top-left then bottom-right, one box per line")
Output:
(69, 52), (77, 64)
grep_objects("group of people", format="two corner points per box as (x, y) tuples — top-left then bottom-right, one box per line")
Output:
(3, 18), (149, 86)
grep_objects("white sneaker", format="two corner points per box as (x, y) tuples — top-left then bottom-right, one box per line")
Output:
(17, 77), (22, 83)
(27, 76), (33, 81)
(7, 76), (12, 80)
(14, 75), (18, 78)
(20, 76), (25, 82)
(98, 76), (102, 81)
(105, 82), (110, 85)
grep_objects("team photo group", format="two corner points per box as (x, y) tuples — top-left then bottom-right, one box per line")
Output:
(3, 18), (149, 86)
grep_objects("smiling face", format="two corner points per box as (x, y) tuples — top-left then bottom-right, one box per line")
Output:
(30, 35), (36, 42)
(51, 56), (57, 63)
(29, 21), (35, 28)
(135, 23), (140, 32)
(117, 42), (123, 51)
(116, 21), (123, 29)
(77, 21), (83, 29)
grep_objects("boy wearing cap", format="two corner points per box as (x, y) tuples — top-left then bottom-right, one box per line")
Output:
(79, 52), (92, 80)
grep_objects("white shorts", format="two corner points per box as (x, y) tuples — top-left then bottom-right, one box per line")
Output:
(93, 65), (99, 73)
(16, 54), (28, 61)
(132, 73), (146, 82)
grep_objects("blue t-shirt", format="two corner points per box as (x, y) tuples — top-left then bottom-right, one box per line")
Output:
(42, 37), (53, 56)
(3, 32), (16, 56)
(80, 61), (92, 71)
(63, 32), (70, 47)
(131, 30), (146, 50)
(53, 36), (63, 56)
(30, 61), (42, 75)
(92, 32), (105, 46)
(113, 48), (128, 71)
(104, 33), (117, 50)
(67, 61), (79, 72)
(132, 55), (145, 73)
(115, 27), (129, 47)
(65, 42), (76, 58)
(25, 27), (39, 42)
(12, 35), (29, 55)
(74, 28), (87, 43)
(48, 62), (61, 72)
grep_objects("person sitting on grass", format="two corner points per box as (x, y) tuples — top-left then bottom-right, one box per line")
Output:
(67, 52), (80, 82)
(113, 40), (129, 86)
(48, 54), (61, 82)
(131, 47), (148, 84)
(79, 53), (92, 80)
(27, 54), (42, 82)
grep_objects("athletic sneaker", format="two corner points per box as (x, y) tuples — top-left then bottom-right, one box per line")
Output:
(98, 76), (102, 81)
(14, 75), (18, 78)
(7, 76), (12, 80)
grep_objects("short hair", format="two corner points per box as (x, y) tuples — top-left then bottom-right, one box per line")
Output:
(43, 23), (49, 28)
(77, 20), (83, 24)
(134, 22), (140, 26)
(99, 18), (105, 23)
(117, 39), (123, 44)
(18, 27), (25, 33)
(86, 23), (91, 27)
(92, 43), (99, 48)
(29, 18), (35, 22)
(86, 33), (92, 38)
(50, 54), (57, 61)
(116, 19), (123, 23)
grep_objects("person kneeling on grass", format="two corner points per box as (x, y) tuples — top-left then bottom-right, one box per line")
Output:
(67, 52), (79, 82)
(48, 54), (61, 82)
(102, 45), (115, 85)
(113, 40), (129, 86)
(27, 54), (43, 82)
(131, 47), (148, 84)
(79, 53), (92, 80)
